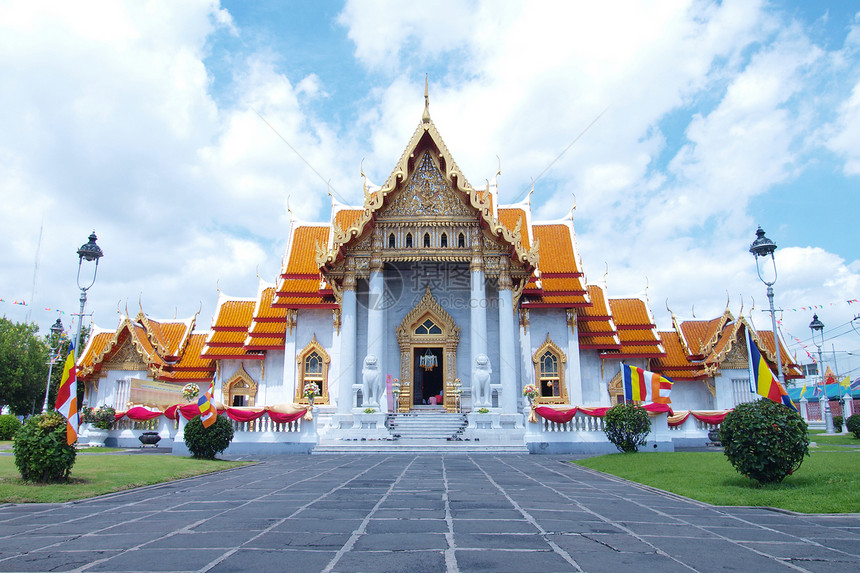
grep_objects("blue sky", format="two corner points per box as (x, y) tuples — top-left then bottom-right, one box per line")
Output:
(0, 0), (858, 376)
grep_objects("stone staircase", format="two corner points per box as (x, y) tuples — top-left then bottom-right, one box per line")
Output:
(312, 409), (528, 454)
(387, 411), (467, 440)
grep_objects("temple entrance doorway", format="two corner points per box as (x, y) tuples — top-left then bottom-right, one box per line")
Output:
(413, 347), (444, 405)
(396, 287), (461, 412)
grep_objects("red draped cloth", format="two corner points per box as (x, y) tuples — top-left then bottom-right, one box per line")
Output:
(691, 411), (729, 425)
(536, 403), (673, 423)
(535, 406), (578, 423)
(124, 406), (164, 421)
(226, 408), (267, 423)
(267, 409), (307, 424)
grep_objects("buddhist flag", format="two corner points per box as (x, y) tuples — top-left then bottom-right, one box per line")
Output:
(54, 344), (79, 445)
(745, 331), (797, 411)
(197, 379), (217, 428)
(621, 365), (673, 404)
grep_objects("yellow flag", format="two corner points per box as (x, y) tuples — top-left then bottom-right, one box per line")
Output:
(840, 376), (851, 388)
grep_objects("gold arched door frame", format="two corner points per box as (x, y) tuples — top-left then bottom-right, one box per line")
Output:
(222, 364), (258, 407)
(396, 286), (460, 412)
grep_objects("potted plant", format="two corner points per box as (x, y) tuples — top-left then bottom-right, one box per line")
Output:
(82, 405), (116, 447)
(303, 382), (321, 406)
(183, 383), (200, 402)
(522, 384), (539, 406)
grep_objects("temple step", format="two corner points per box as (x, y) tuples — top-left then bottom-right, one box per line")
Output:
(386, 412), (467, 440)
(312, 440), (529, 455)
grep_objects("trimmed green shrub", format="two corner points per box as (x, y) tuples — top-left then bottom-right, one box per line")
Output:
(846, 414), (860, 439)
(720, 399), (808, 485)
(183, 415), (233, 459)
(833, 415), (843, 432)
(0, 414), (22, 440)
(12, 412), (76, 482)
(603, 404), (651, 453)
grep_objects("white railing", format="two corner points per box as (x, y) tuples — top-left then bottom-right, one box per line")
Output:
(539, 413), (606, 433)
(228, 416), (303, 434)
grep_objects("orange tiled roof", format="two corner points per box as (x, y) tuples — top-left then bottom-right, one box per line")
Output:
(211, 299), (255, 330)
(285, 226), (329, 276)
(608, 299), (654, 328)
(334, 209), (362, 232)
(497, 208), (530, 250)
(532, 224), (583, 276)
(253, 287), (289, 322)
(579, 285), (611, 320)
(678, 316), (726, 359)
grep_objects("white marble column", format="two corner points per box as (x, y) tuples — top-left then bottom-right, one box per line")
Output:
(470, 229), (487, 371)
(566, 310), (583, 406)
(519, 309), (533, 411)
(366, 231), (385, 410)
(338, 264), (357, 415)
(497, 259), (516, 414)
(282, 310), (297, 404)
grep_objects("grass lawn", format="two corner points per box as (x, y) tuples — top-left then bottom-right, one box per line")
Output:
(808, 432), (860, 446)
(0, 455), (250, 503)
(576, 450), (859, 513)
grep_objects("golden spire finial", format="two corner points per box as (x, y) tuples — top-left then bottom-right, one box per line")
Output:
(422, 74), (431, 124)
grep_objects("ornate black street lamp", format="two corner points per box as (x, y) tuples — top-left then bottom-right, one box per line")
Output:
(809, 313), (834, 432)
(73, 233), (103, 405)
(41, 318), (65, 413)
(749, 226), (784, 384)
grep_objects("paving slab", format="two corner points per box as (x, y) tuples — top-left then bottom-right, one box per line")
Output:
(0, 454), (857, 572)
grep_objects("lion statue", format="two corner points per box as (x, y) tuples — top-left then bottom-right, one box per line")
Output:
(361, 355), (383, 407)
(472, 353), (492, 407)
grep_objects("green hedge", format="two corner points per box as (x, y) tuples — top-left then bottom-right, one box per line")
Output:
(13, 412), (76, 482)
(603, 404), (651, 453)
(720, 399), (808, 484)
(0, 414), (22, 440)
(183, 415), (234, 459)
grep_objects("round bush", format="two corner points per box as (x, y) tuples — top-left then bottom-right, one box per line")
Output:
(603, 404), (651, 453)
(720, 399), (808, 484)
(833, 415), (843, 432)
(0, 414), (22, 440)
(13, 412), (76, 482)
(846, 414), (860, 439)
(183, 415), (234, 459)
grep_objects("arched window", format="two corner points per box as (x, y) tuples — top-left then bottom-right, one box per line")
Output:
(222, 365), (258, 407)
(440, 233), (448, 248)
(532, 334), (567, 404)
(296, 335), (330, 404)
(458, 232), (465, 248)
(414, 317), (442, 335)
(406, 233), (413, 248)
(388, 233), (396, 248)
(423, 232), (431, 247)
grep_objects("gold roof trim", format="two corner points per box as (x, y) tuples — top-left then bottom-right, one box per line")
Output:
(315, 108), (539, 271)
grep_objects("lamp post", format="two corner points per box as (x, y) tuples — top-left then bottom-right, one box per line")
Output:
(41, 318), (65, 413)
(809, 314), (833, 433)
(749, 226), (784, 384)
(74, 232), (104, 404)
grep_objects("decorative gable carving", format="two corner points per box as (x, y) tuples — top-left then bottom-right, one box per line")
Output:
(380, 152), (475, 221)
(102, 339), (147, 371)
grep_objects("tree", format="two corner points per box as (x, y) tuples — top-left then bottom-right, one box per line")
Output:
(0, 318), (49, 415)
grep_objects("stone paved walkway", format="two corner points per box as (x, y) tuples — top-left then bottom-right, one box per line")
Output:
(0, 455), (858, 572)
